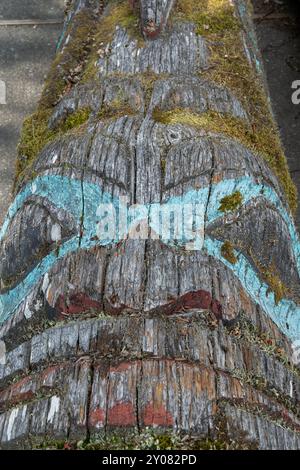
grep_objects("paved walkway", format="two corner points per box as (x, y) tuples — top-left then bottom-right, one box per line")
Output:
(0, 0), (300, 226)
(0, 0), (64, 223)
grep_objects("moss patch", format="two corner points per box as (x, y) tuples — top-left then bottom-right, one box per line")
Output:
(34, 427), (254, 450)
(174, 0), (241, 36)
(16, 107), (91, 184)
(16, 109), (55, 179)
(221, 240), (237, 264)
(98, 96), (136, 120)
(218, 191), (243, 212)
(246, 249), (289, 305)
(139, 71), (168, 108)
(82, 1), (142, 83)
(61, 107), (91, 131)
(232, 368), (300, 418)
(171, 0), (297, 213)
(261, 264), (287, 305)
(152, 107), (296, 211)
(39, 9), (96, 110)
(227, 312), (296, 373)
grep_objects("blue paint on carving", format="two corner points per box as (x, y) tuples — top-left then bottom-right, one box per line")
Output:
(1, 174), (300, 341)
(205, 238), (300, 342)
(207, 177), (300, 274)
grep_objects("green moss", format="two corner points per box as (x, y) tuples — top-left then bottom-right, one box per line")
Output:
(82, 1), (142, 83)
(33, 428), (254, 451)
(261, 264), (287, 305)
(190, 437), (253, 450)
(61, 107), (91, 131)
(97, 71), (168, 120)
(40, 9), (97, 109)
(153, 106), (296, 211)
(219, 398), (300, 435)
(16, 109), (56, 179)
(140, 71), (169, 108)
(98, 99), (136, 120)
(221, 240), (237, 264)
(219, 191), (243, 213)
(174, 0), (241, 36)
(246, 249), (289, 305)
(227, 312), (296, 373)
(34, 439), (70, 450)
(99, 1), (141, 41)
(35, 430), (180, 451)
(232, 368), (300, 418)
(16, 107), (91, 185)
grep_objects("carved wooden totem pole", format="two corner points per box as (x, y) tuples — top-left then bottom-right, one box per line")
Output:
(1, 0), (300, 449)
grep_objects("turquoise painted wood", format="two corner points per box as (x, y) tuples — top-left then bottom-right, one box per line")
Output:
(1, 174), (300, 341)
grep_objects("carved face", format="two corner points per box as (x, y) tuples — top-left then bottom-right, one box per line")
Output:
(1, 0), (300, 343)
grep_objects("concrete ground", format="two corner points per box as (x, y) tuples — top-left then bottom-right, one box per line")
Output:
(0, 0), (64, 20)
(0, 0), (300, 225)
(0, 0), (65, 223)
(252, 0), (300, 226)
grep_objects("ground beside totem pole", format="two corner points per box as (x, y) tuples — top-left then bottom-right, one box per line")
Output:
(0, 0), (65, 223)
(0, 0), (299, 225)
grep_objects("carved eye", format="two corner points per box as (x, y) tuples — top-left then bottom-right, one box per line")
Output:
(0, 200), (76, 291)
(167, 129), (181, 144)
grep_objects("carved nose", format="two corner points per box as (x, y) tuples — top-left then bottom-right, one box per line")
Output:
(139, 0), (175, 39)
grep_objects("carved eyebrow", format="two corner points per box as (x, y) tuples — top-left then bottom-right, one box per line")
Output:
(0, 198), (77, 293)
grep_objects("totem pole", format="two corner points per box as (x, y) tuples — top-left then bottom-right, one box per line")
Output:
(1, 0), (300, 449)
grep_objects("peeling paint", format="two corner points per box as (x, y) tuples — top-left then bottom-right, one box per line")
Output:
(142, 403), (174, 427)
(24, 301), (33, 320)
(107, 402), (136, 426)
(51, 224), (62, 242)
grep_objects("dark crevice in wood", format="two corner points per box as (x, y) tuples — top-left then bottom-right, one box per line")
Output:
(104, 360), (111, 437)
(86, 359), (95, 442)
(136, 359), (142, 432)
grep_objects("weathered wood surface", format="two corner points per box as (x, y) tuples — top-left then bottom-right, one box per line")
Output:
(0, 0), (300, 449)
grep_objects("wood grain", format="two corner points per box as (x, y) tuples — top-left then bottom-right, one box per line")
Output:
(0, 0), (300, 449)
